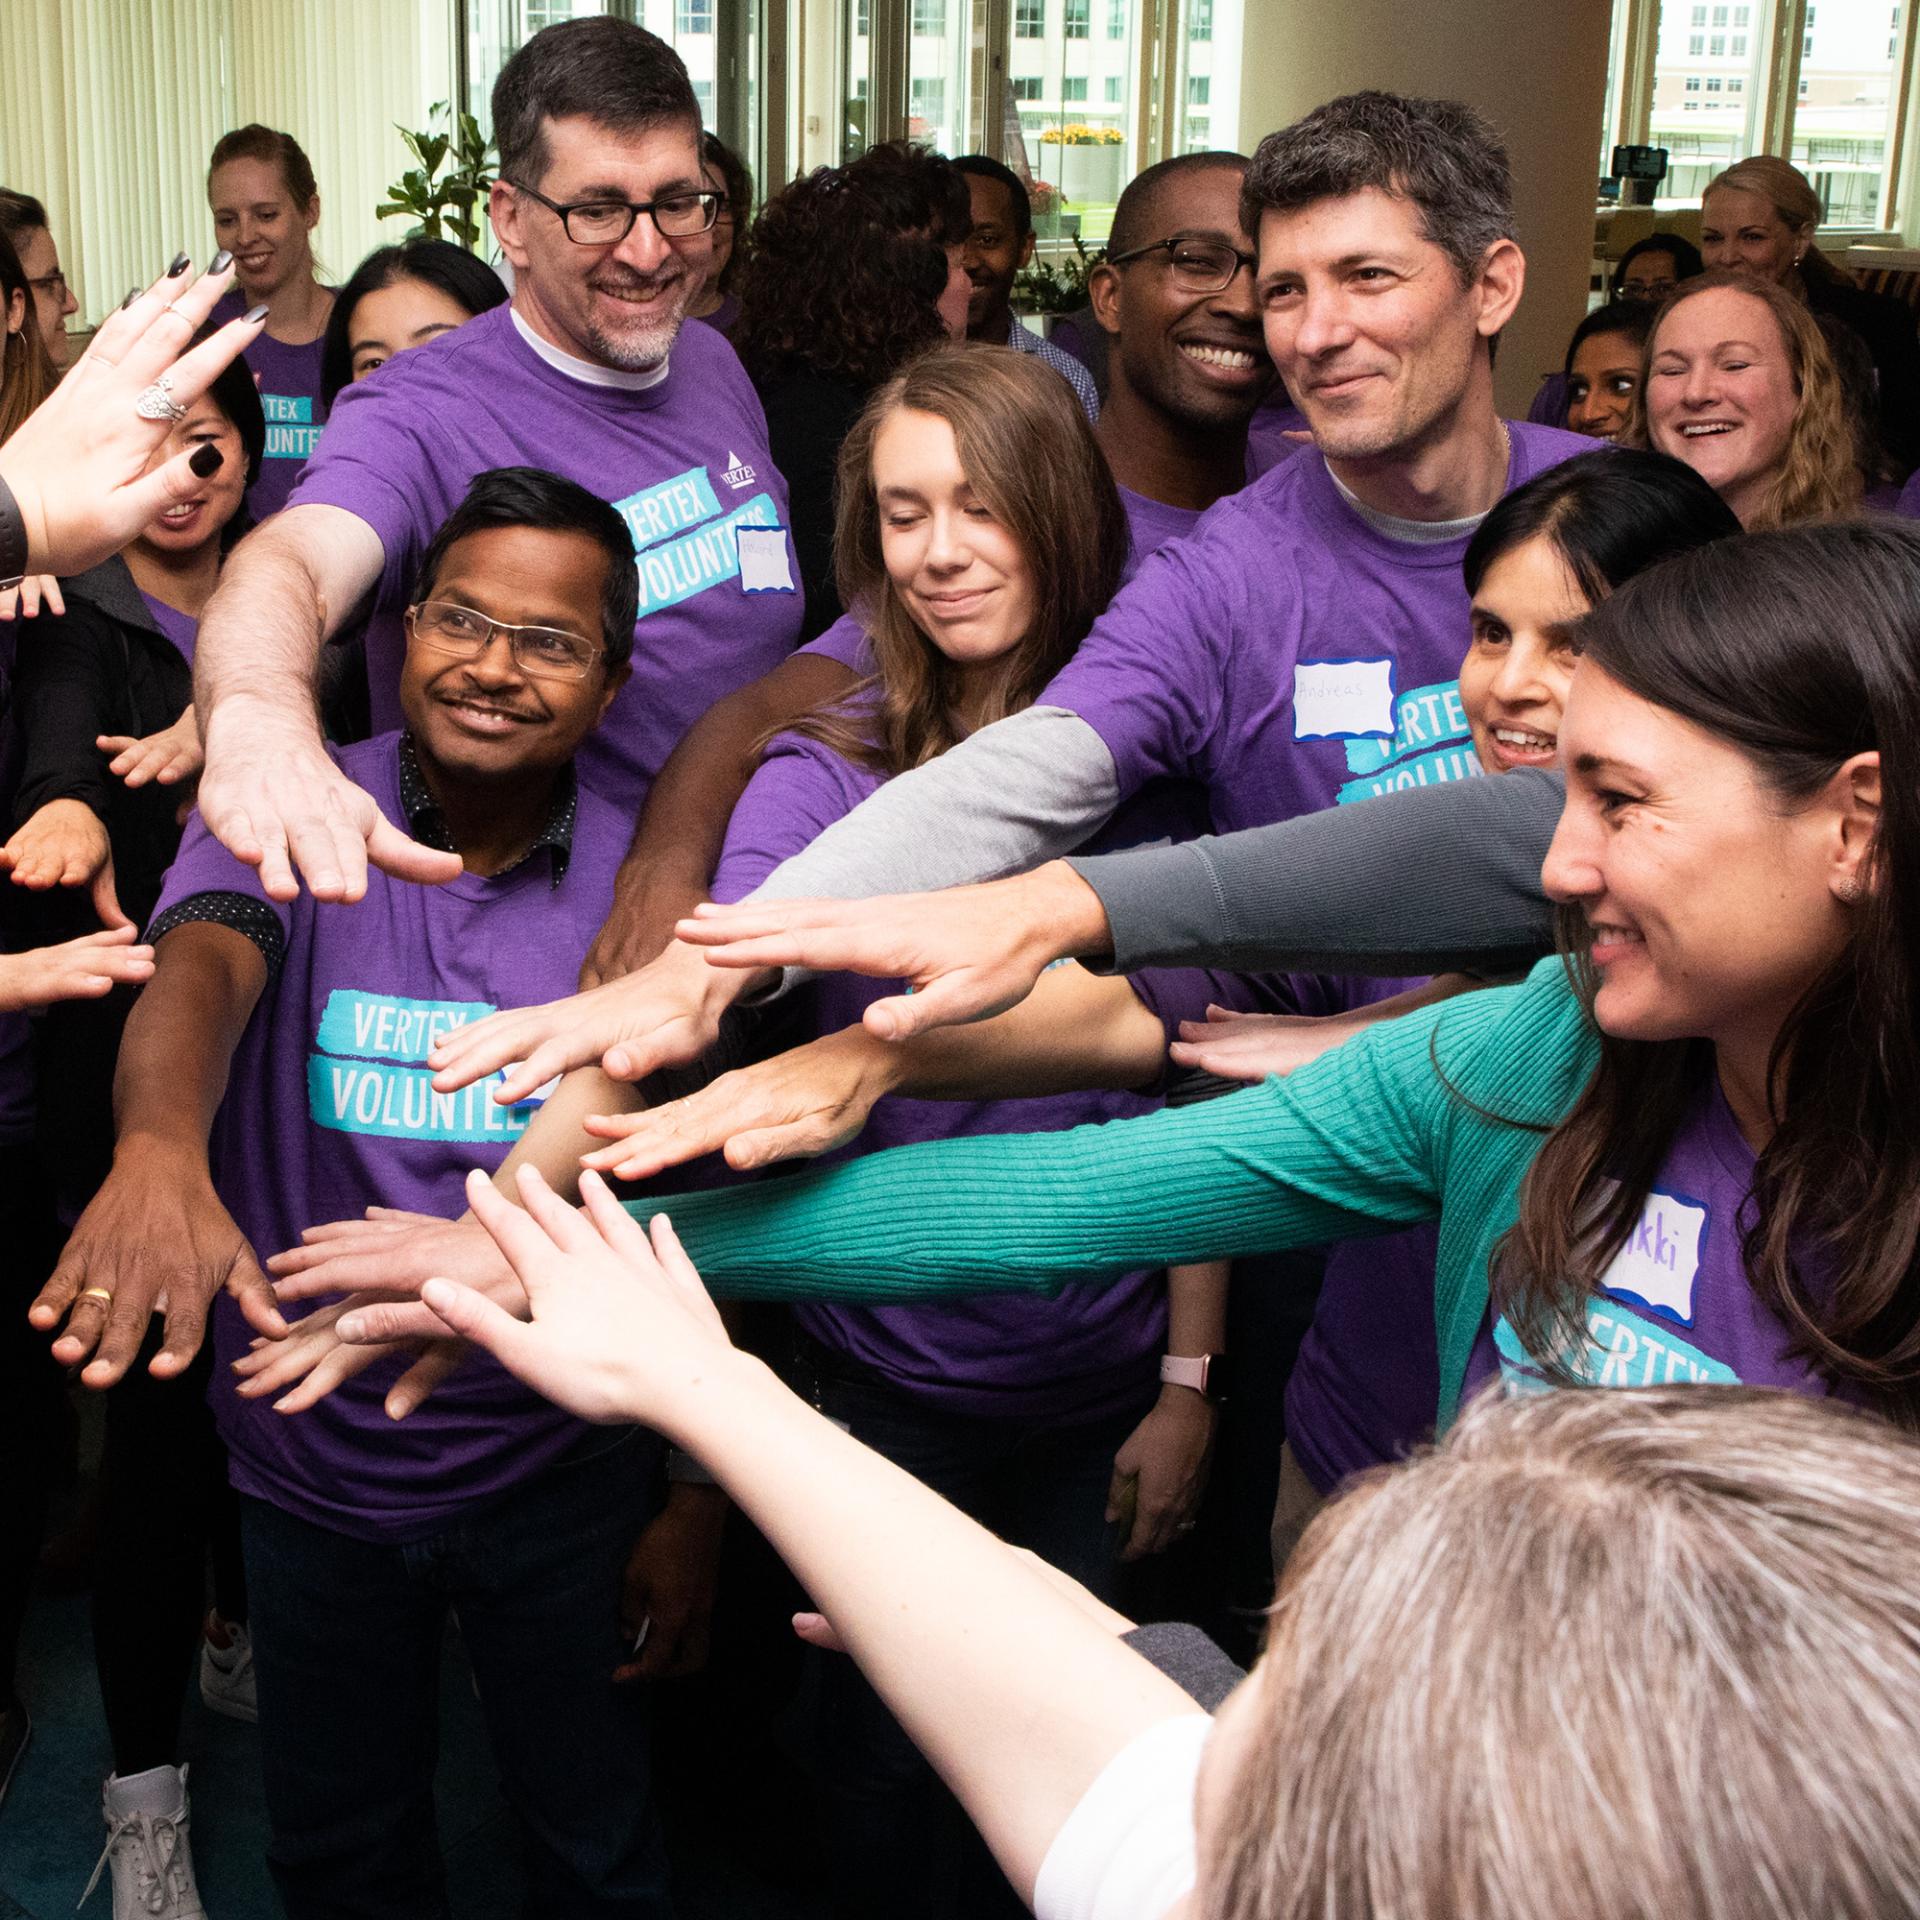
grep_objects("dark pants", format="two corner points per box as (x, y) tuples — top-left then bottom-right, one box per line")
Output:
(0, 1139), (66, 1705)
(802, 1338), (1152, 1920)
(240, 1427), (672, 1920)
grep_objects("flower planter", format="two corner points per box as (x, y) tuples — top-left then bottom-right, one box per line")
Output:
(1058, 143), (1124, 207)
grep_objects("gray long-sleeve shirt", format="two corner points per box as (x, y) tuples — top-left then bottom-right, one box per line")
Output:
(1068, 765), (1564, 978)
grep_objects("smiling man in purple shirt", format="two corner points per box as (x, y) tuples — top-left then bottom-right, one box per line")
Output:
(37, 470), (681, 1918)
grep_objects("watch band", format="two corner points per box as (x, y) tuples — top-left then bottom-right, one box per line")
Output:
(1160, 1353), (1223, 1398)
(0, 473), (28, 591)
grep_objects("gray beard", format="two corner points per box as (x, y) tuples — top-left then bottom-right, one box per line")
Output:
(586, 307), (685, 372)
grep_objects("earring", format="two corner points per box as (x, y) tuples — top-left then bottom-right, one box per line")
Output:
(1837, 873), (1863, 903)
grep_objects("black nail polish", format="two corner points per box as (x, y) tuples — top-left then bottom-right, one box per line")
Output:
(166, 251), (191, 277)
(189, 443), (225, 479)
(243, 303), (268, 325)
(119, 286), (141, 311)
(209, 248), (233, 274)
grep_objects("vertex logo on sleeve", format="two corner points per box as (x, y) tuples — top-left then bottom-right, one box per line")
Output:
(721, 450), (757, 490)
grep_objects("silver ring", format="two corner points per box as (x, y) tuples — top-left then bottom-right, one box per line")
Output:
(134, 372), (187, 423)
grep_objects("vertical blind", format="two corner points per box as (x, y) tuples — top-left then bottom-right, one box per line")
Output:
(0, 0), (455, 327)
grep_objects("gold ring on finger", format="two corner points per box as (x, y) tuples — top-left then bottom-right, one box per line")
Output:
(78, 1286), (115, 1307)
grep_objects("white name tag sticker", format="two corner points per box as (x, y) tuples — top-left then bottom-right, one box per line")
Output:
(1293, 658), (1395, 740)
(737, 524), (796, 593)
(1596, 1188), (1709, 1328)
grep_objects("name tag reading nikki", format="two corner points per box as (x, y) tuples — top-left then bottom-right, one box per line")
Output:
(1293, 658), (1396, 740)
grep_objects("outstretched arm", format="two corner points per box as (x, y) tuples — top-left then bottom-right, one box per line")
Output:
(193, 504), (462, 903)
(581, 650), (859, 987)
(29, 920), (285, 1385)
(675, 769), (1563, 1041)
(422, 1167), (1205, 1906)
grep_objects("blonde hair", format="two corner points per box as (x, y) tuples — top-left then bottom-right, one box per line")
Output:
(789, 344), (1128, 776)
(1705, 154), (1851, 286)
(1203, 1386), (1920, 1920)
(1629, 269), (1861, 528)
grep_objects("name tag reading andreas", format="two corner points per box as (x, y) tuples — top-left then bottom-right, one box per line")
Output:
(1293, 658), (1395, 740)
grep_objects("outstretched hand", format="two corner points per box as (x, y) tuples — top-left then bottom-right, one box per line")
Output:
(581, 1022), (896, 1182)
(0, 927), (154, 1010)
(426, 941), (741, 1101)
(413, 1165), (736, 1433)
(672, 861), (1110, 1044)
(0, 257), (262, 576)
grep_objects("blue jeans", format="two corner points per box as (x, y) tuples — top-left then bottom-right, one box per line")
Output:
(800, 1337), (1152, 1920)
(240, 1428), (671, 1920)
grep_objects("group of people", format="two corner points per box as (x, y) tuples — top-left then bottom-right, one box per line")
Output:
(6, 14), (1920, 1920)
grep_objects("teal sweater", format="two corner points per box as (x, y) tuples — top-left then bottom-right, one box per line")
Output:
(656, 955), (1601, 1430)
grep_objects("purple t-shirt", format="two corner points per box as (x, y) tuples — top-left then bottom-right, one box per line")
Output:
(1045, 424), (1588, 839)
(212, 290), (327, 523)
(1243, 399), (1311, 477)
(152, 733), (633, 1542)
(1894, 467), (1920, 517)
(712, 721), (1175, 1419)
(1461, 1077), (1844, 1405)
(138, 592), (198, 665)
(288, 305), (803, 818)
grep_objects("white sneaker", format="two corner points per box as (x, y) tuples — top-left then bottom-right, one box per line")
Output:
(198, 1619), (257, 1724)
(81, 1764), (208, 1918)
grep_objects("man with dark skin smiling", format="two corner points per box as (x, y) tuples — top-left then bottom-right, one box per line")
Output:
(953, 155), (1102, 421)
(1085, 152), (1277, 543)
(34, 470), (688, 1919)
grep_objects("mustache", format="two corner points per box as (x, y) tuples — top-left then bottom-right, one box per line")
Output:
(588, 260), (687, 295)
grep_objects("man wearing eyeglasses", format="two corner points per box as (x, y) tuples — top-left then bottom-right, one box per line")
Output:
(47, 468), (684, 1916)
(0, 190), (80, 370)
(1083, 152), (1278, 555)
(190, 15), (802, 909)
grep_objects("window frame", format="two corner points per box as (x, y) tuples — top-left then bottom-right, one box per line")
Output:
(1605, 0), (1920, 232)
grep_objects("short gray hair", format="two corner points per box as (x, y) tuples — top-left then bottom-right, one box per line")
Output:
(492, 15), (698, 188)
(1240, 91), (1515, 281)
(1203, 1386), (1920, 1920)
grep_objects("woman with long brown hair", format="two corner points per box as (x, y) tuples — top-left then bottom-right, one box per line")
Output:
(1631, 269), (1861, 527)
(697, 342), (1222, 1919)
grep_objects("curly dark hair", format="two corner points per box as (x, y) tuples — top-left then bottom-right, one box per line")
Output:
(733, 141), (970, 390)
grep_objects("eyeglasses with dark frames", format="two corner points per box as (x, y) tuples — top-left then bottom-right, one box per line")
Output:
(506, 178), (723, 246)
(405, 600), (604, 681)
(27, 269), (68, 299)
(1105, 236), (1258, 295)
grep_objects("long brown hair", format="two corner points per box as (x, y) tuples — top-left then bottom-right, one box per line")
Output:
(1628, 269), (1861, 528)
(1494, 521), (1920, 1418)
(784, 344), (1129, 776)
(0, 225), (52, 445)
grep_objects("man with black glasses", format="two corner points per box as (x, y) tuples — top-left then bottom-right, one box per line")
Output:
(1085, 151), (1277, 549)
(44, 469), (678, 1918)
(190, 15), (802, 899)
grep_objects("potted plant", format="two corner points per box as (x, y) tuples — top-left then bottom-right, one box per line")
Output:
(1012, 236), (1105, 319)
(1038, 124), (1125, 208)
(378, 102), (498, 252)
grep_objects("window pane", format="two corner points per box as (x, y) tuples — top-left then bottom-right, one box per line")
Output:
(1008, 0), (1136, 244)
(1647, 0), (1772, 205)
(908, 0), (970, 156)
(1791, 0), (1906, 226)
